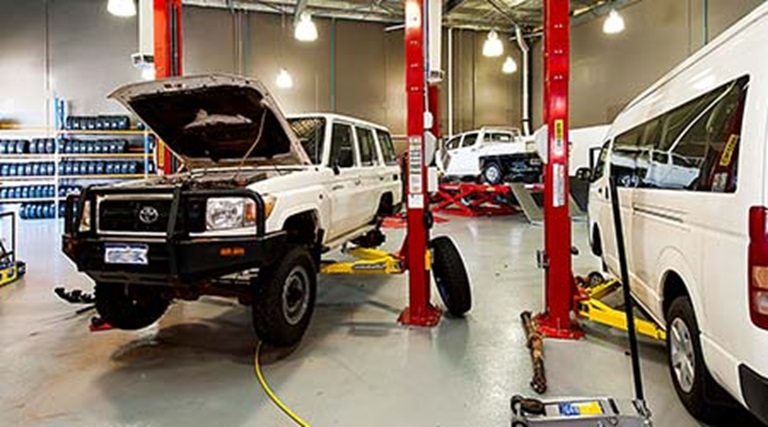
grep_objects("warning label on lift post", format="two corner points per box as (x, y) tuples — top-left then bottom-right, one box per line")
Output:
(553, 119), (566, 207)
(408, 136), (425, 209)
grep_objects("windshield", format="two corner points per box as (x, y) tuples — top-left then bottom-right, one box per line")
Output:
(288, 117), (326, 165)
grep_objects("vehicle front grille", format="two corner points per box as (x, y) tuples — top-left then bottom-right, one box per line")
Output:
(98, 198), (173, 234)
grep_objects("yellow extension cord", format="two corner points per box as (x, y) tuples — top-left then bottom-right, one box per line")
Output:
(254, 342), (311, 427)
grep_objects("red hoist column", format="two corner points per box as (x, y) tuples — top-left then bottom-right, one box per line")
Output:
(153, 0), (182, 175)
(398, 0), (441, 327)
(534, 0), (583, 339)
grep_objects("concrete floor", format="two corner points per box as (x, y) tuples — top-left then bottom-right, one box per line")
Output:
(0, 215), (762, 426)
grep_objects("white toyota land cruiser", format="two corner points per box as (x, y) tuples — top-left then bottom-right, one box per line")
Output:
(62, 74), (402, 347)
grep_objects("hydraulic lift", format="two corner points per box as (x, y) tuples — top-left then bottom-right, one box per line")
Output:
(514, 1), (654, 425)
(431, 183), (519, 217)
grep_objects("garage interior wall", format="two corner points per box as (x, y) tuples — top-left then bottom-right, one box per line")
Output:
(0, 0), (763, 137)
(532, 0), (764, 128)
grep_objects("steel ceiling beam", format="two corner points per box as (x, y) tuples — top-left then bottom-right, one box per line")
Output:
(293, 0), (309, 24)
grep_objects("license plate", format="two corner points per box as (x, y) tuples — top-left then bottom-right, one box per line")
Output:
(104, 243), (149, 265)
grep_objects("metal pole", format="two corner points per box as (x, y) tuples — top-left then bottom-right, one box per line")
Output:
(153, 0), (183, 175)
(398, 0), (441, 327)
(514, 25), (531, 136)
(609, 176), (645, 401)
(534, 0), (582, 339)
(447, 27), (453, 137)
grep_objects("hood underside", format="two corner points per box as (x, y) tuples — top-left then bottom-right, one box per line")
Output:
(109, 74), (311, 168)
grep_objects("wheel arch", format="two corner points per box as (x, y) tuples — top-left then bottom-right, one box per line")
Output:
(658, 255), (704, 329)
(280, 208), (323, 246)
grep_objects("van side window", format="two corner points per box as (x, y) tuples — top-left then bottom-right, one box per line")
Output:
(610, 126), (644, 187)
(662, 76), (749, 192)
(609, 75), (748, 192)
(356, 127), (377, 166)
(330, 123), (356, 168)
(375, 130), (398, 165)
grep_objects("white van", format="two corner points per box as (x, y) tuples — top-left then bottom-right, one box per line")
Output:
(588, 4), (768, 424)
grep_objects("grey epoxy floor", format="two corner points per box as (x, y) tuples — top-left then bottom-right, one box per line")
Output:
(0, 215), (758, 426)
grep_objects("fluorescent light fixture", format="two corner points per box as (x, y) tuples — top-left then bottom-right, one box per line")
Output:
(502, 56), (518, 74)
(482, 30), (504, 57)
(294, 12), (318, 42)
(276, 68), (294, 89)
(603, 9), (625, 34)
(107, 0), (136, 17)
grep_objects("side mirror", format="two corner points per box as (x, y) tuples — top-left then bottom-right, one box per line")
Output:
(332, 161), (341, 176)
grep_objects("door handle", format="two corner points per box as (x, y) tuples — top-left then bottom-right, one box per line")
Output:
(332, 184), (344, 191)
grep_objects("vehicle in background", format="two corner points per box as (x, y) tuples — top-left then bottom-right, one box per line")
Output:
(588, 5), (768, 423)
(569, 124), (610, 179)
(62, 74), (402, 348)
(437, 127), (541, 184)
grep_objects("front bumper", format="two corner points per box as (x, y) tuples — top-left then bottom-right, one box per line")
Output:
(739, 364), (768, 424)
(62, 186), (287, 286)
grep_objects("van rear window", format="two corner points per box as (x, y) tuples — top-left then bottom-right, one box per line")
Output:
(610, 75), (749, 193)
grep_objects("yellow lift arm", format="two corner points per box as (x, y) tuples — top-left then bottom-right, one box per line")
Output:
(576, 279), (667, 341)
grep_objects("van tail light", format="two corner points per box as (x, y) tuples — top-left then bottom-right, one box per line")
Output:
(748, 206), (768, 329)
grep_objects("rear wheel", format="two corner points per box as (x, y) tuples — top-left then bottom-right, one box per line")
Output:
(482, 162), (503, 184)
(94, 283), (169, 330)
(666, 296), (730, 423)
(430, 236), (471, 317)
(252, 247), (317, 347)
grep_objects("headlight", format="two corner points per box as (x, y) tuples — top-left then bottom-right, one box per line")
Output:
(205, 196), (276, 231)
(79, 200), (91, 232)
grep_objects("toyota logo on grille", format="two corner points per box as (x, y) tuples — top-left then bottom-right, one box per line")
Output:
(138, 206), (160, 225)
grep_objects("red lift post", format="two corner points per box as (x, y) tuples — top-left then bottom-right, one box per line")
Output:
(153, 0), (183, 175)
(398, 0), (441, 327)
(534, 0), (583, 339)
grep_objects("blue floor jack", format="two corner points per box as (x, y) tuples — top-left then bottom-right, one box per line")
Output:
(510, 177), (653, 426)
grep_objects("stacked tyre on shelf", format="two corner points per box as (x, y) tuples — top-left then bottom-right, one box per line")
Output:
(0, 185), (79, 200)
(0, 115), (156, 220)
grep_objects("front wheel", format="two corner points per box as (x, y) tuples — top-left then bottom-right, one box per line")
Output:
(252, 246), (317, 347)
(94, 283), (169, 330)
(666, 296), (730, 423)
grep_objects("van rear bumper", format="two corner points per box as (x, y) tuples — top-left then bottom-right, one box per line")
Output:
(739, 364), (768, 424)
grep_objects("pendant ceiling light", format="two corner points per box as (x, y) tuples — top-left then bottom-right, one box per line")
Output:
(603, 9), (626, 34)
(502, 56), (518, 74)
(276, 68), (294, 89)
(482, 30), (504, 57)
(107, 0), (136, 17)
(294, 12), (318, 42)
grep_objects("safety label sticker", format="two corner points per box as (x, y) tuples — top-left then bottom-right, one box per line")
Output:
(719, 134), (739, 167)
(408, 194), (425, 209)
(559, 401), (604, 417)
(553, 163), (566, 207)
(554, 119), (565, 157)
(408, 136), (423, 195)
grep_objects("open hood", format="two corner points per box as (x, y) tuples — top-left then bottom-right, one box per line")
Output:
(109, 74), (311, 168)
